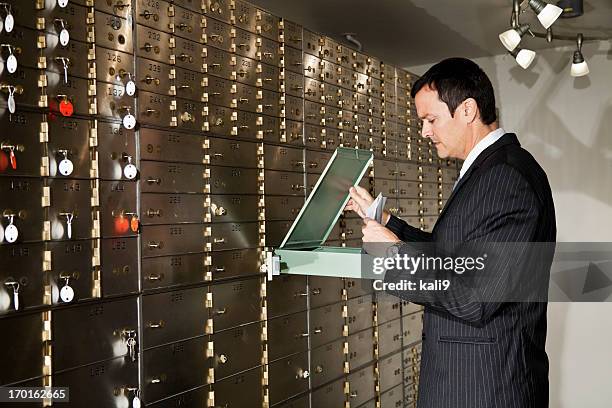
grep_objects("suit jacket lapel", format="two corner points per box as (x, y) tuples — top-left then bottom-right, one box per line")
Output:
(435, 133), (520, 224)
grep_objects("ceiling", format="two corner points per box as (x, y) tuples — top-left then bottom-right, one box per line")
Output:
(248, 0), (612, 69)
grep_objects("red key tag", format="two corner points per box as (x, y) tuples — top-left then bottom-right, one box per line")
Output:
(59, 98), (74, 117)
(130, 215), (140, 233)
(0, 150), (8, 172)
(9, 147), (16, 170)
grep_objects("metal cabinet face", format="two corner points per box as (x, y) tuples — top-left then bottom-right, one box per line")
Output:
(143, 336), (209, 404)
(138, 91), (173, 128)
(211, 366), (264, 408)
(141, 252), (208, 291)
(209, 322), (262, 381)
(267, 275), (307, 318)
(311, 377), (346, 408)
(140, 161), (206, 194)
(95, 12), (134, 54)
(99, 237), (140, 297)
(46, 115), (91, 179)
(264, 196), (304, 221)
(0, 244), (45, 314)
(0, 66), (42, 111)
(378, 318), (403, 358)
(209, 277), (261, 332)
(209, 221), (259, 251)
(96, 121), (137, 181)
(0, 312), (44, 385)
(142, 286), (208, 349)
(140, 128), (203, 164)
(347, 328), (374, 370)
(346, 295), (373, 334)
(346, 365), (375, 408)
(141, 224), (208, 257)
(310, 338), (346, 389)
(141, 193), (205, 225)
(380, 383), (404, 408)
(47, 178), (93, 241)
(47, 240), (94, 304)
(264, 145), (304, 172)
(209, 248), (260, 281)
(98, 181), (138, 238)
(135, 24), (173, 64)
(283, 46), (303, 75)
(145, 386), (208, 408)
(309, 276), (343, 308)
(376, 292), (401, 324)
(267, 310), (308, 361)
(309, 302), (345, 349)
(53, 356), (139, 408)
(304, 149), (331, 174)
(206, 194), (259, 223)
(53, 297), (138, 372)
(401, 300), (424, 316)
(402, 311), (423, 347)
(344, 278), (374, 299)
(379, 351), (403, 393)
(268, 351), (309, 406)
(0, 110), (42, 178)
(174, 97), (206, 132)
(264, 170), (305, 196)
(342, 217), (364, 240)
(207, 138), (258, 168)
(264, 220), (292, 247)
(206, 165), (259, 195)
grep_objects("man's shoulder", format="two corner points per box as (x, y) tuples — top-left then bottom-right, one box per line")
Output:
(474, 140), (552, 204)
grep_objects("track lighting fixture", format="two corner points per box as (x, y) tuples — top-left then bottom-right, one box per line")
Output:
(499, 24), (533, 52)
(570, 33), (589, 77)
(510, 47), (536, 69)
(528, 0), (563, 29)
(500, 0), (609, 77)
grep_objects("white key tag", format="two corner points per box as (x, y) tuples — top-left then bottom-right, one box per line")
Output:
(4, 214), (18, 243)
(125, 73), (136, 96)
(132, 389), (141, 408)
(58, 150), (73, 176)
(3, 45), (18, 74)
(4, 6), (13, 33)
(58, 0), (69, 8)
(59, 277), (74, 303)
(57, 56), (69, 84)
(7, 85), (16, 114)
(122, 107), (136, 129)
(63, 212), (74, 239)
(123, 155), (137, 180)
(57, 20), (70, 46)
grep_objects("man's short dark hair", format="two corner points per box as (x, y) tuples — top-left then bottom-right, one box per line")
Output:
(411, 57), (497, 125)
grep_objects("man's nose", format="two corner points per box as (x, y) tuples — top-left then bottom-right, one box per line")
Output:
(421, 121), (432, 139)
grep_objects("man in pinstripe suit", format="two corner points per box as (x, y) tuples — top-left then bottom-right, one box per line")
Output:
(347, 57), (556, 407)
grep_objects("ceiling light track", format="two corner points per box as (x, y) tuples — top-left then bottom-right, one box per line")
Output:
(500, 0), (610, 74)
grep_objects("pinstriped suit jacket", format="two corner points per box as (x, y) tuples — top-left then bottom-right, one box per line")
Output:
(384, 133), (556, 408)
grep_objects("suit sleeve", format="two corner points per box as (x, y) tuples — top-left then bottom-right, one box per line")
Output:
(383, 164), (541, 326)
(385, 214), (433, 242)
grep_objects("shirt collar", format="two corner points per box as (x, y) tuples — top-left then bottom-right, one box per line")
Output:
(458, 128), (506, 180)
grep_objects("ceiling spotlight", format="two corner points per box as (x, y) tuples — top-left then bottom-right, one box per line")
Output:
(499, 24), (532, 51)
(510, 47), (536, 69)
(570, 33), (589, 77)
(528, 0), (563, 29)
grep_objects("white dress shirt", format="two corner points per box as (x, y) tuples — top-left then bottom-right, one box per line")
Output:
(458, 128), (507, 182)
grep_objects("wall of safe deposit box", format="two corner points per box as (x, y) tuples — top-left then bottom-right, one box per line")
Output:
(0, 0), (460, 407)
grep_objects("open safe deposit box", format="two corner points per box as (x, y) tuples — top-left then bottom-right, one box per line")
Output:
(265, 147), (373, 280)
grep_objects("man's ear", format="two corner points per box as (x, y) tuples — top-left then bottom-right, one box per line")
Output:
(461, 98), (479, 124)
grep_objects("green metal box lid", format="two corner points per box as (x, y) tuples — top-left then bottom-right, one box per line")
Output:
(279, 147), (373, 250)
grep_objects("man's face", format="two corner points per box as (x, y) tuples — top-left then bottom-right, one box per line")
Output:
(414, 84), (467, 159)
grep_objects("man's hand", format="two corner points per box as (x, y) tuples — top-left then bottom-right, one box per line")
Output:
(345, 186), (391, 225)
(362, 218), (401, 243)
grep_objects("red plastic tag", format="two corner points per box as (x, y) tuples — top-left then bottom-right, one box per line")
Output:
(130, 215), (140, 233)
(114, 216), (129, 235)
(9, 150), (16, 170)
(0, 151), (8, 172)
(59, 99), (74, 117)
